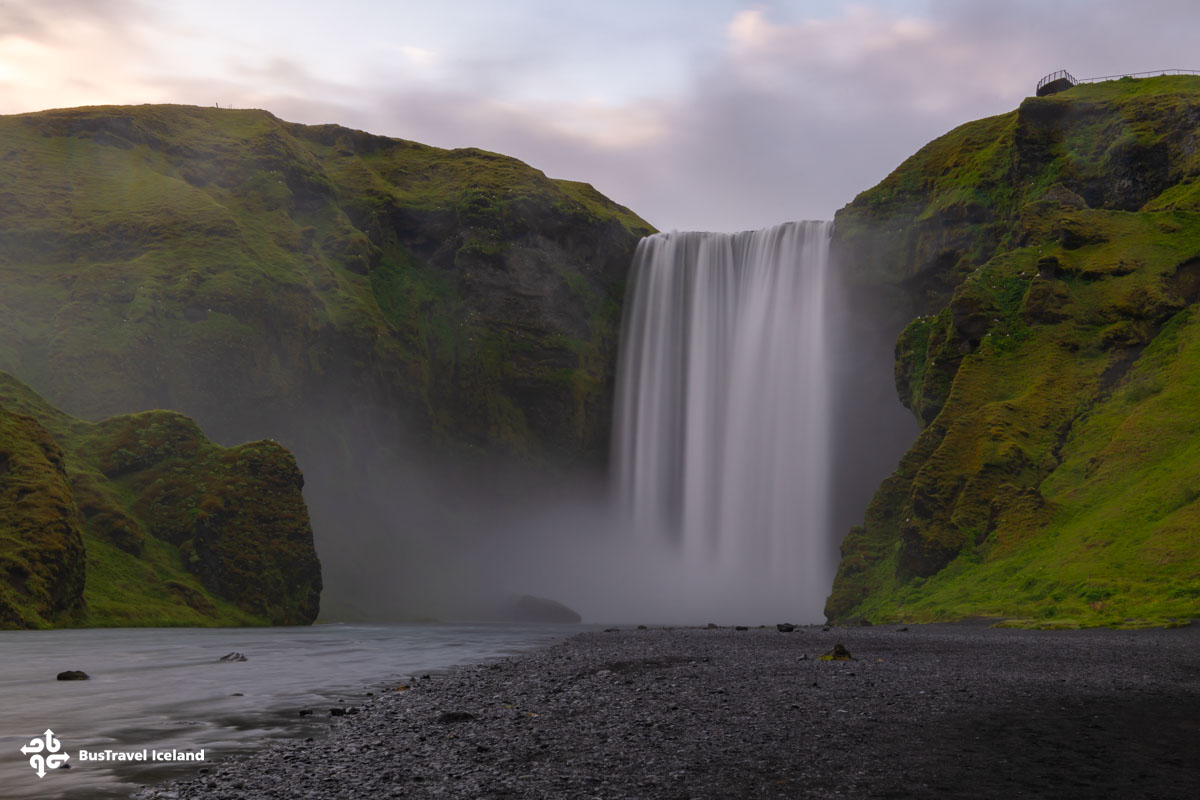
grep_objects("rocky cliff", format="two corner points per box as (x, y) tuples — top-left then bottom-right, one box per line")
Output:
(827, 75), (1200, 627)
(0, 105), (651, 463)
(0, 372), (320, 628)
(0, 105), (654, 616)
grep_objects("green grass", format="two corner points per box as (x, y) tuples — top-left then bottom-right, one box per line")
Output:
(0, 371), (320, 629)
(828, 76), (1200, 628)
(73, 534), (259, 628)
(0, 104), (653, 467)
(0, 103), (656, 626)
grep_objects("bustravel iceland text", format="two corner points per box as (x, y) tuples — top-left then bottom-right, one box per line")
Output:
(78, 748), (206, 762)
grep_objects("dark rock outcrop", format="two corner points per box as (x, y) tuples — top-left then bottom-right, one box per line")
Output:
(511, 594), (582, 624)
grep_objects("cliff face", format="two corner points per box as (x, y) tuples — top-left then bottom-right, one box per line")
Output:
(0, 372), (320, 629)
(0, 105), (654, 617)
(827, 76), (1200, 627)
(0, 105), (652, 466)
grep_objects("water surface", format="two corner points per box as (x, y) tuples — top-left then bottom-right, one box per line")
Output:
(0, 622), (584, 798)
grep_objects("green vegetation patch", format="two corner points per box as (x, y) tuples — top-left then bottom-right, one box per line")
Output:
(0, 104), (653, 470)
(829, 76), (1200, 628)
(0, 371), (320, 629)
(0, 102), (656, 624)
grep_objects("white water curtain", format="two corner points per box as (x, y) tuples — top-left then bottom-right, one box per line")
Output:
(612, 221), (833, 620)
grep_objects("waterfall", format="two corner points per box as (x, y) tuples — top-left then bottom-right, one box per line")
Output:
(612, 221), (833, 621)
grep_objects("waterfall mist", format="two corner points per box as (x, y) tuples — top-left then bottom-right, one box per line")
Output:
(296, 221), (916, 628)
(611, 221), (835, 622)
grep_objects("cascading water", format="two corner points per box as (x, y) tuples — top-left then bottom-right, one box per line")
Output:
(612, 220), (834, 622)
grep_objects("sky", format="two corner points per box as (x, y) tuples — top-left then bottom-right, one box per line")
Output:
(2, 0), (1199, 232)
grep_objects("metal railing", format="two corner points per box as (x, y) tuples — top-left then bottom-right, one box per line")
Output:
(1037, 70), (1077, 92)
(1038, 68), (1200, 93)
(1079, 68), (1200, 83)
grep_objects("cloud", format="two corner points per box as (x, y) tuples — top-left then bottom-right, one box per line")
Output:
(398, 45), (438, 68)
(5, 1), (1200, 231)
(0, 0), (168, 111)
(0, 0), (142, 43)
(580, 0), (1200, 230)
(299, 3), (1051, 231)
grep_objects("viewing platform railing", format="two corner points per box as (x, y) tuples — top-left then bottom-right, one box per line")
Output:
(1036, 70), (1076, 93)
(1037, 68), (1200, 96)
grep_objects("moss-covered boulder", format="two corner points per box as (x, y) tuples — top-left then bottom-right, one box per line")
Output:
(827, 75), (1200, 628)
(0, 372), (320, 628)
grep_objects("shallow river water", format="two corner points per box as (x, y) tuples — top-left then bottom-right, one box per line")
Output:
(0, 622), (586, 799)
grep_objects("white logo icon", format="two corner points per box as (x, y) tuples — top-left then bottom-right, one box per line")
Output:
(20, 729), (70, 778)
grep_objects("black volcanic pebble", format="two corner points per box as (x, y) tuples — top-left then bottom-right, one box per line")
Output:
(133, 624), (1200, 800)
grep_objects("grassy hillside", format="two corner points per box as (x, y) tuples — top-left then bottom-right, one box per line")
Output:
(0, 104), (654, 615)
(0, 104), (652, 461)
(827, 76), (1200, 628)
(0, 371), (320, 629)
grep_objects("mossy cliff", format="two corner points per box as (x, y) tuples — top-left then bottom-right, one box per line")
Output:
(0, 104), (652, 464)
(0, 372), (320, 628)
(827, 76), (1200, 628)
(0, 104), (653, 615)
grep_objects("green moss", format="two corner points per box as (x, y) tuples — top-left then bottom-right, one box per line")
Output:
(829, 76), (1200, 628)
(0, 409), (85, 627)
(0, 371), (320, 629)
(0, 104), (654, 473)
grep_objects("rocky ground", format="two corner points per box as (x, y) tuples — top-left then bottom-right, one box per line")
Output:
(133, 622), (1200, 799)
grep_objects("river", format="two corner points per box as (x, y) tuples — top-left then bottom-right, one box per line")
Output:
(0, 622), (587, 799)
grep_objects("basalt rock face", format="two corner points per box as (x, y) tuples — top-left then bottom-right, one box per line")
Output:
(0, 372), (320, 629)
(827, 76), (1200, 627)
(0, 104), (652, 464)
(0, 105), (654, 617)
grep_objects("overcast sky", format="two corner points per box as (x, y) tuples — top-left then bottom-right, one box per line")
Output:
(2, 0), (1198, 231)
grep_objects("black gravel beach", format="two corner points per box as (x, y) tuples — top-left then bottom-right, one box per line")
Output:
(135, 623), (1200, 799)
